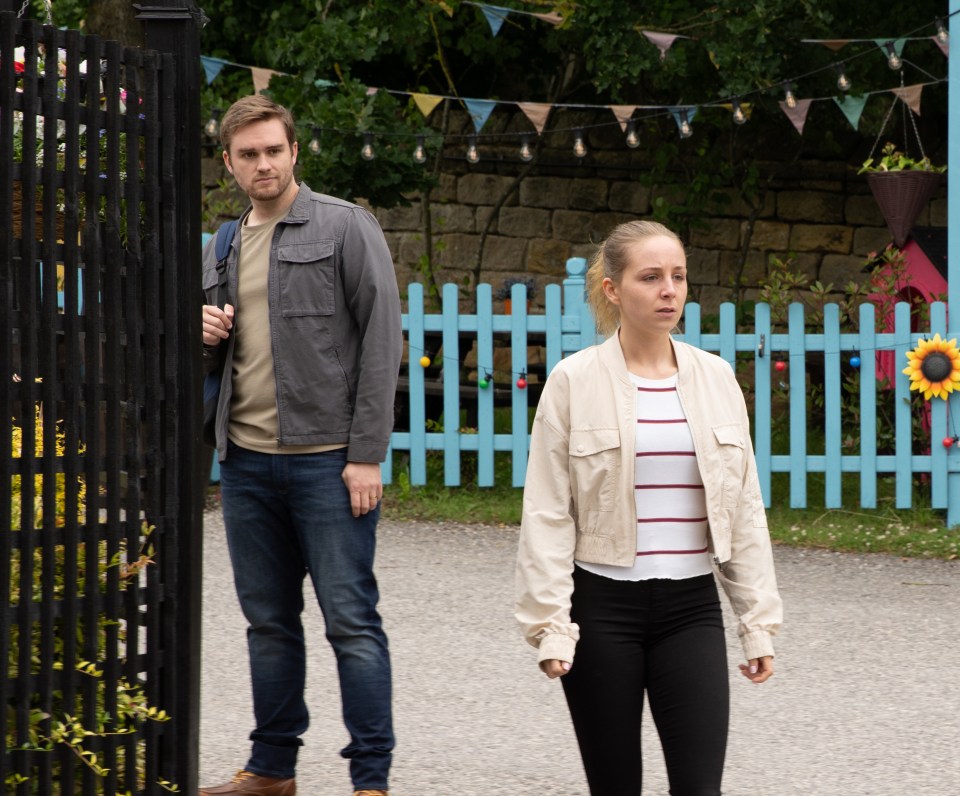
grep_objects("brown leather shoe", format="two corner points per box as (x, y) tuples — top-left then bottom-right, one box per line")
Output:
(199, 770), (296, 795)
(353, 791), (388, 796)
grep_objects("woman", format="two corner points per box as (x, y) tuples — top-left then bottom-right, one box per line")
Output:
(515, 220), (782, 795)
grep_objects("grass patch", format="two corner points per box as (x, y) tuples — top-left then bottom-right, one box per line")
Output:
(381, 456), (959, 560)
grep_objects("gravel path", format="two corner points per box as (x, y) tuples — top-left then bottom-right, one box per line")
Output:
(200, 511), (960, 795)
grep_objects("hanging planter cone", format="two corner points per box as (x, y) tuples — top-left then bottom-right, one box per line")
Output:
(865, 171), (942, 248)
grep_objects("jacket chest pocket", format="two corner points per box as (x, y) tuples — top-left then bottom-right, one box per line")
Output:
(568, 428), (620, 511)
(712, 423), (745, 508)
(277, 240), (336, 317)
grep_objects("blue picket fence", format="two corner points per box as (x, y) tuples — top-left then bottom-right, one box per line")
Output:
(385, 258), (960, 527)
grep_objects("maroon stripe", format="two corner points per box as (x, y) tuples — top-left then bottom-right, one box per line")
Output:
(636, 451), (696, 457)
(637, 418), (686, 424)
(636, 545), (710, 557)
(635, 483), (703, 490)
(637, 516), (708, 523)
(636, 386), (676, 392)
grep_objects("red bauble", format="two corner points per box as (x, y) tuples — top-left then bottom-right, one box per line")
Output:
(774, 360), (787, 372)
(944, 437), (956, 449)
(516, 377), (527, 389)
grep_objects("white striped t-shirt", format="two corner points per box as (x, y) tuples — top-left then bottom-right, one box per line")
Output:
(576, 373), (713, 581)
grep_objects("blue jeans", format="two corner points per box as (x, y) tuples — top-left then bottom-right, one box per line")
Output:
(219, 443), (393, 789)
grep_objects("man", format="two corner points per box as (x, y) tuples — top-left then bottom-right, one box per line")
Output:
(200, 95), (400, 796)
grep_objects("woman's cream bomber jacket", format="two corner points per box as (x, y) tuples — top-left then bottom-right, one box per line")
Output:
(515, 333), (783, 665)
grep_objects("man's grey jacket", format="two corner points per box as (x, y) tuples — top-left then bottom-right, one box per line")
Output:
(202, 182), (402, 463)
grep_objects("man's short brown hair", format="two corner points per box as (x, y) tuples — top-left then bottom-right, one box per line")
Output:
(220, 95), (297, 154)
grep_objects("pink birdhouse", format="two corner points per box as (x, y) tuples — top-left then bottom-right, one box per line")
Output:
(868, 227), (949, 387)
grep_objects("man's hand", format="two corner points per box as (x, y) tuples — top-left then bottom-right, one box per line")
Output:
(342, 462), (383, 517)
(203, 303), (234, 346)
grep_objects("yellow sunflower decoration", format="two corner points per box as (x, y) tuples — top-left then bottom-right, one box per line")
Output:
(902, 333), (960, 400)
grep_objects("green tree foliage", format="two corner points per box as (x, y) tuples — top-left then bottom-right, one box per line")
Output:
(194, 0), (946, 204)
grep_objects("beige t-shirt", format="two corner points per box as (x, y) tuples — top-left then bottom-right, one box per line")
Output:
(227, 211), (346, 454)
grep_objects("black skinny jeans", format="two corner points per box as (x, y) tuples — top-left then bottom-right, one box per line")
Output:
(561, 568), (729, 795)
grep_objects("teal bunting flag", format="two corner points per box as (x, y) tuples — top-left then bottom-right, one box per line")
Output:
(479, 4), (510, 36)
(669, 106), (698, 128)
(464, 98), (497, 132)
(833, 94), (868, 129)
(201, 56), (227, 84)
(874, 38), (906, 58)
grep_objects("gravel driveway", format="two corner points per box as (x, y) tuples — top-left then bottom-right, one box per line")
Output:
(200, 511), (960, 795)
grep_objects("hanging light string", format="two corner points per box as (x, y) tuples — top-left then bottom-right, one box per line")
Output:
(299, 15), (952, 154)
(200, 14), (955, 152)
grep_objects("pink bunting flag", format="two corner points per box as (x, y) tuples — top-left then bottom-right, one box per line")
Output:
(251, 67), (280, 93)
(517, 102), (552, 134)
(641, 30), (681, 61)
(816, 39), (852, 51)
(779, 98), (813, 135)
(366, 86), (380, 96)
(531, 12), (563, 26)
(609, 105), (637, 132)
(932, 35), (949, 57)
(891, 84), (924, 116)
(412, 93), (444, 118)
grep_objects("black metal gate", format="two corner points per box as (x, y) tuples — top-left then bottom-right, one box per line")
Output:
(1, 6), (204, 794)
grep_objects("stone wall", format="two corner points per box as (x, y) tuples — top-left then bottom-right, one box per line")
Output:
(201, 153), (947, 316)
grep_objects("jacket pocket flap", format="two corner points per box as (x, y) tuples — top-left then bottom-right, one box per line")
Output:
(712, 423), (745, 447)
(569, 428), (620, 457)
(277, 240), (335, 263)
(201, 268), (220, 290)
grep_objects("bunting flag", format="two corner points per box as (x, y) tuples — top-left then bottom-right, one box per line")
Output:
(517, 102), (552, 134)
(833, 94), (868, 129)
(669, 106), (697, 125)
(412, 93), (444, 118)
(465, 2), (562, 28)
(464, 98), (497, 132)
(779, 98), (813, 134)
(366, 86), (380, 96)
(892, 83), (924, 115)
(251, 67), (279, 93)
(531, 12), (563, 25)
(642, 31), (685, 61)
(609, 105), (638, 132)
(807, 39), (852, 51)
(478, 4), (510, 36)
(201, 55), (227, 84)
(874, 38), (906, 58)
(932, 35), (949, 57)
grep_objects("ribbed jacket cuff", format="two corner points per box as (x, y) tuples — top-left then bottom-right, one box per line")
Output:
(536, 633), (576, 665)
(740, 630), (775, 661)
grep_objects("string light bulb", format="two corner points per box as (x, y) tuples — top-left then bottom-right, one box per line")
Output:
(935, 18), (949, 45)
(204, 108), (221, 138)
(361, 133), (375, 161)
(466, 136), (480, 164)
(308, 126), (321, 155)
(678, 110), (693, 139)
(835, 64), (851, 92)
(519, 135), (534, 162)
(884, 41), (902, 70)
(573, 128), (587, 158)
(731, 99), (747, 126)
(413, 135), (427, 164)
(625, 121), (640, 148)
(783, 84), (797, 109)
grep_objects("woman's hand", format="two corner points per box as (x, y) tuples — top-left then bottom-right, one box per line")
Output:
(540, 659), (572, 679)
(738, 656), (774, 684)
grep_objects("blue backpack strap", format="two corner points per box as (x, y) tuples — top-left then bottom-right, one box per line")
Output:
(215, 219), (238, 263)
(212, 219), (238, 308)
